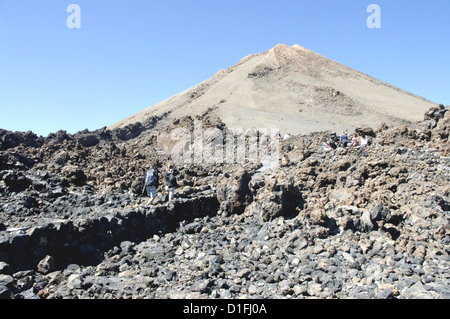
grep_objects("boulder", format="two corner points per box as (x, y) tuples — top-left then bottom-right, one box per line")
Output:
(77, 134), (99, 148)
(61, 165), (87, 186)
(252, 174), (305, 222)
(0, 285), (12, 299)
(355, 125), (376, 138)
(216, 169), (253, 215)
(37, 255), (55, 274)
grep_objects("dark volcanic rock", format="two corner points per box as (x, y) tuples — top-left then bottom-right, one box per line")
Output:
(77, 135), (99, 148)
(0, 106), (449, 299)
(216, 168), (254, 216)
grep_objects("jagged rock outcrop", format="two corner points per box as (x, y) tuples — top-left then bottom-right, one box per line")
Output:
(217, 168), (254, 216)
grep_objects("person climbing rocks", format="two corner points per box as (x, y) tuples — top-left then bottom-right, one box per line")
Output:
(164, 165), (179, 201)
(143, 164), (159, 206)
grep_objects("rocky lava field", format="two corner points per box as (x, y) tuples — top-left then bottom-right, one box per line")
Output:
(0, 105), (449, 299)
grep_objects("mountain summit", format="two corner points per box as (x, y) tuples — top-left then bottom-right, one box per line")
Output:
(110, 44), (437, 134)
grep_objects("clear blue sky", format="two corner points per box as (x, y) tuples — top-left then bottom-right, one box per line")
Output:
(1, 0), (449, 136)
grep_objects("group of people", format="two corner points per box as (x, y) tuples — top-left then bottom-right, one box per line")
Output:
(274, 130), (291, 140)
(322, 131), (369, 152)
(142, 164), (179, 206)
(142, 130), (369, 204)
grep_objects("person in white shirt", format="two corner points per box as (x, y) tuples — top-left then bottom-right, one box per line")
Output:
(360, 135), (369, 147)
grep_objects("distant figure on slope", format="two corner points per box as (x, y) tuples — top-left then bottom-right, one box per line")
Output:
(350, 133), (360, 148)
(164, 165), (179, 201)
(143, 164), (159, 206)
(323, 141), (334, 152)
(360, 135), (369, 148)
(339, 131), (349, 147)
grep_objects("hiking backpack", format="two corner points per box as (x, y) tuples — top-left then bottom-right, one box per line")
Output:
(168, 173), (176, 186)
(145, 169), (158, 186)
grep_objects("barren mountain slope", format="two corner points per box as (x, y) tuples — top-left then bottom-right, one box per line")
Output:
(109, 44), (437, 135)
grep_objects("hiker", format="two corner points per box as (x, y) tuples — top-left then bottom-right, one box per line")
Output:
(350, 133), (360, 148)
(322, 141), (333, 152)
(339, 131), (349, 147)
(274, 131), (281, 139)
(164, 165), (179, 201)
(143, 164), (159, 206)
(360, 135), (369, 148)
